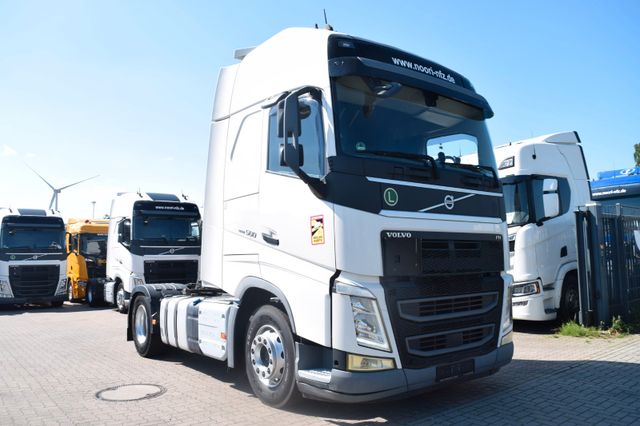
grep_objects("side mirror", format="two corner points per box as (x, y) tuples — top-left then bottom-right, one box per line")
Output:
(542, 178), (559, 219)
(279, 143), (304, 167)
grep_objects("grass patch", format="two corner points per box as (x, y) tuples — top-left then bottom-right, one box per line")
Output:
(556, 316), (635, 338)
(557, 321), (603, 337)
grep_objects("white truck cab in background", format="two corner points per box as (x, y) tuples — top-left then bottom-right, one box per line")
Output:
(0, 207), (67, 306)
(98, 192), (201, 312)
(495, 131), (591, 321)
(127, 27), (514, 407)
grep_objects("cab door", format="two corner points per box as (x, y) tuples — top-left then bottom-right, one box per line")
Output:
(257, 93), (335, 347)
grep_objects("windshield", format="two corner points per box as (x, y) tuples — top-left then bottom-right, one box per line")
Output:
(0, 221), (65, 251)
(132, 216), (200, 244)
(503, 180), (530, 226)
(80, 233), (107, 257)
(333, 75), (497, 174)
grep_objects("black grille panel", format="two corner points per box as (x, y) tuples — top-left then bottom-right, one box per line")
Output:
(398, 292), (498, 322)
(421, 238), (502, 275)
(407, 324), (495, 357)
(383, 273), (503, 369)
(9, 265), (59, 298)
(144, 260), (198, 284)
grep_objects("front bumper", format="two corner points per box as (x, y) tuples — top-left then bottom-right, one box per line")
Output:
(297, 342), (513, 403)
(512, 289), (556, 321)
(0, 294), (66, 306)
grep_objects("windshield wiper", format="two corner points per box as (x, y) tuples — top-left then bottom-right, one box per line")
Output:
(444, 162), (498, 181)
(361, 150), (438, 176)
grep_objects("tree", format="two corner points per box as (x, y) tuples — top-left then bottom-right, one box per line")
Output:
(635, 144), (640, 166)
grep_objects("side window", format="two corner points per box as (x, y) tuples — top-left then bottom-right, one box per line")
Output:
(267, 96), (325, 177)
(532, 177), (568, 221)
(118, 219), (131, 245)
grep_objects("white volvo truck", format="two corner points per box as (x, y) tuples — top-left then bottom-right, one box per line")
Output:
(94, 192), (201, 311)
(127, 27), (513, 407)
(0, 208), (67, 307)
(495, 131), (591, 322)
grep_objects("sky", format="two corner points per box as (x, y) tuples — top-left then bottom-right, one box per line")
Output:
(1, 0), (639, 219)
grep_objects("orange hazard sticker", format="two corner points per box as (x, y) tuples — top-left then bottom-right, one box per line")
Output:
(310, 215), (325, 245)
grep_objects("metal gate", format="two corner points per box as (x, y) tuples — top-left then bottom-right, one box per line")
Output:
(575, 204), (640, 326)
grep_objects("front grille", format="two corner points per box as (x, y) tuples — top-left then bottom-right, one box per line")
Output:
(406, 324), (495, 357)
(398, 292), (498, 322)
(144, 260), (198, 284)
(421, 238), (503, 275)
(9, 265), (59, 298)
(383, 274), (503, 369)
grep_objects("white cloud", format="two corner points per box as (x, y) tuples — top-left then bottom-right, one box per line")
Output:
(24, 152), (36, 158)
(1, 144), (17, 157)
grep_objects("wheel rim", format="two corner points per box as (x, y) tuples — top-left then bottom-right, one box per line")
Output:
(116, 287), (125, 311)
(134, 304), (148, 346)
(87, 287), (93, 303)
(250, 325), (286, 389)
(68, 282), (73, 301)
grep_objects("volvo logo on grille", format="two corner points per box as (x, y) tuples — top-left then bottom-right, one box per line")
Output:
(444, 195), (455, 210)
(385, 231), (412, 238)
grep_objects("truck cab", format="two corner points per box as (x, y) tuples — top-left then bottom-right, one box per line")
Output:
(0, 208), (67, 307)
(494, 131), (591, 321)
(128, 27), (513, 407)
(103, 192), (201, 312)
(66, 218), (109, 302)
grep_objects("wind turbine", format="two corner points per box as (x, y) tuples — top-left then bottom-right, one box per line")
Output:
(27, 165), (99, 211)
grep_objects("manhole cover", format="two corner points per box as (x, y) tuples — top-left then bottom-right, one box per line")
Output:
(96, 384), (166, 402)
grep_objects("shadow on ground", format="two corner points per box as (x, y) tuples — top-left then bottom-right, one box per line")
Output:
(148, 346), (640, 425)
(0, 301), (112, 316)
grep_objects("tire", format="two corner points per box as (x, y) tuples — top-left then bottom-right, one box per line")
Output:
(115, 283), (128, 314)
(245, 305), (300, 408)
(559, 274), (580, 323)
(67, 279), (79, 303)
(131, 295), (165, 357)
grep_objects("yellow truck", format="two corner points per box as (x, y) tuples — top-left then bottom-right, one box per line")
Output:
(66, 219), (109, 303)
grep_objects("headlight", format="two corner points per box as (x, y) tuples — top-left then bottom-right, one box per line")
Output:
(347, 354), (395, 372)
(335, 279), (391, 352)
(0, 280), (13, 298)
(55, 278), (67, 295)
(512, 280), (541, 297)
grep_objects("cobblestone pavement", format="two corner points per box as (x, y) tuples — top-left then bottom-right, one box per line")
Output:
(1, 303), (638, 425)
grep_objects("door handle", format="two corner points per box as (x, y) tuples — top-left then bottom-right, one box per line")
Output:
(262, 230), (279, 246)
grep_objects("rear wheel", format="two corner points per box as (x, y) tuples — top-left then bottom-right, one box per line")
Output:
(115, 283), (128, 314)
(131, 295), (165, 357)
(67, 280), (79, 303)
(559, 274), (579, 323)
(245, 305), (300, 408)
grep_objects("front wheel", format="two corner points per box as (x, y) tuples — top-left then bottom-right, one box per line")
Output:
(115, 283), (128, 314)
(131, 295), (165, 357)
(67, 280), (79, 303)
(559, 274), (579, 323)
(245, 305), (300, 408)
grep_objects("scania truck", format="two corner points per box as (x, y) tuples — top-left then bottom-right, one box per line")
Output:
(66, 218), (109, 303)
(127, 27), (513, 407)
(495, 132), (591, 322)
(0, 207), (67, 307)
(96, 192), (201, 312)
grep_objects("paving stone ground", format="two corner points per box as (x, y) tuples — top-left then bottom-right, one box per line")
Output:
(1, 303), (638, 425)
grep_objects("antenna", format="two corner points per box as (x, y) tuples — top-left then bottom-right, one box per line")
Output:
(181, 190), (189, 201)
(323, 9), (333, 31)
(25, 164), (98, 211)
